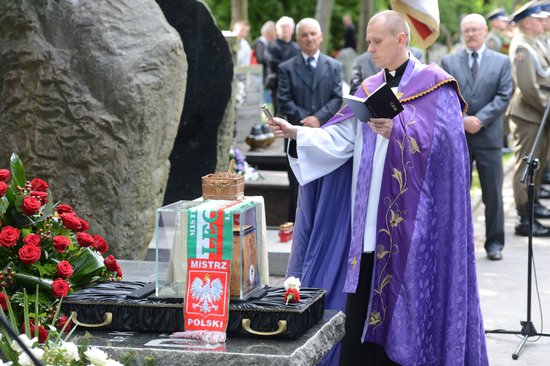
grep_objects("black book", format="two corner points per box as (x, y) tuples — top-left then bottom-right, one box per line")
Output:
(344, 82), (404, 121)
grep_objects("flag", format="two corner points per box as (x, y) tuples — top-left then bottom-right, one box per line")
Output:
(390, 0), (440, 49)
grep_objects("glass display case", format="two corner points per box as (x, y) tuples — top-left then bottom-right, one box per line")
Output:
(154, 198), (265, 301)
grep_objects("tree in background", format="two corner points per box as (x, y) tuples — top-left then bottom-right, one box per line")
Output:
(231, 0), (248, 24)
(204, 0), (521, 56)
(315, 0), (335, 54)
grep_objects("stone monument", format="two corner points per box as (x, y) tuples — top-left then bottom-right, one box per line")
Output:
(156, 0), (234, 204)
(0, 0), (186, 259)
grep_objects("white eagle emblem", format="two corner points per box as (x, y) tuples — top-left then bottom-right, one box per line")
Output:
(191, 275), (224, 314)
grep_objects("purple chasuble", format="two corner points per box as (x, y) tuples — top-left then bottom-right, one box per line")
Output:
(308, 58), (489, 365)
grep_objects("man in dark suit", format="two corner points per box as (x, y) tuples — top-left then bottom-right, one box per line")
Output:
(267, 16), (300, 116)
(349, 46), (425, 94)
(342, 14), (357, 50)
(278, 17), (343, 222)
(441, 13), (513, 260)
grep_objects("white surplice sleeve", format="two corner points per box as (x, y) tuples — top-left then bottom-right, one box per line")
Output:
(289, 118), (358, 185)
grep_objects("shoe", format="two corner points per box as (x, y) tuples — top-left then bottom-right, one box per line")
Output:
(539, 187), (550, 200)
(534, 202), (550, 218)
(485, 243), (503, 260)
(487, 249), (503, 260)
(515, 217), (550, 237)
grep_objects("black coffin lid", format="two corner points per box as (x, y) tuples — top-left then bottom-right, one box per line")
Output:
(61, 281), (325, 340)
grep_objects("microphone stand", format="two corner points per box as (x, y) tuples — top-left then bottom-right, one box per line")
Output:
(0, 313), (44, 366)
(485, 96), (550, 360)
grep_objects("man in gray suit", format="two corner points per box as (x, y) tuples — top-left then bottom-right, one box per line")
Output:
(441, 13), (513, 260)
(349, 46), (424, 94)
(278, 17), (343, 222)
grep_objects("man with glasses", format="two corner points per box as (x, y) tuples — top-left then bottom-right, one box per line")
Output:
(441, 14), (513, 261)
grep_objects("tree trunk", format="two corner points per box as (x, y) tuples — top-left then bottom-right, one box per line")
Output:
(231, 0), (248, 24)
(357, 0), (374, 53)
(315, 0), (334, 54)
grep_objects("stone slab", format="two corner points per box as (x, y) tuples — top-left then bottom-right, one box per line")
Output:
(78, 310), (343, 366)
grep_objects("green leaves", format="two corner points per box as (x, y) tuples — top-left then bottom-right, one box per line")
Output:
(32, 262), (57, 278)
(14, 271), (54, 293)
(9, 153), (26, 191)
(70, 248), (106, 286)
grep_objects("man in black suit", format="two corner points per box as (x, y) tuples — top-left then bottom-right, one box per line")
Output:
(342, 14), (357, 50)
(267, 16), (300, 116)
(441, 13), (513, 260)
(278, 17), (343, 222)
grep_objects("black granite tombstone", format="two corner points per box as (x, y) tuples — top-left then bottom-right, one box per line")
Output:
(156, 0), (233, 204)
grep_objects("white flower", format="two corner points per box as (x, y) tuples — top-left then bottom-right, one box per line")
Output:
(105, 359), (124, 366)
(60, 340), (80, 361)
(283, 276), (301, 291)
(0, 359), (13, 365)
(17, 347), (44, 366)
(84, 347), (109, 366)
(10, 334), (37, 353)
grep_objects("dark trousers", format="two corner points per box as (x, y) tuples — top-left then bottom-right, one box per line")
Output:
(284, 138), (299, 222)
(467, 144), (505, 251)
(287, 161), (298, 222)
(339, 253), (400, 366)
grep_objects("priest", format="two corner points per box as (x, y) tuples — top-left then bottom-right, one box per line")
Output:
(270, 10), (489, 366)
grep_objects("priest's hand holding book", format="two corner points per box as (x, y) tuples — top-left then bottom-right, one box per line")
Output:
(367, 118), (393, 139)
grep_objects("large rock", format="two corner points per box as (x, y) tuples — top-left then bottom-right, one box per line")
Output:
(0, 0), (186, 259)
(156, 0), (234, 204)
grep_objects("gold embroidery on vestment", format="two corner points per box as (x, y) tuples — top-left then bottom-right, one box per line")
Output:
(351, 256), (358, 270)
(369, 105), (420, 334)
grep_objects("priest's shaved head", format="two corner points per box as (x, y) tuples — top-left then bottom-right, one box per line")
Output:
(366, 10), (410, 70)
(369, 10), (411, 44)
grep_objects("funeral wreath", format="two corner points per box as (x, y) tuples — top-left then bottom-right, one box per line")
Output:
(0, 153), (122, 344)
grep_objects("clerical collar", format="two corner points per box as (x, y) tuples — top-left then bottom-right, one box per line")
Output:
(384, 59), (409, 88)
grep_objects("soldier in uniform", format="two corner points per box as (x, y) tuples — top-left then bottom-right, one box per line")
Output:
(535, 1), (550, 59)
(507, 1), (550, 237)
(543, 2), (550, 48)
(486, 8), (516, 153)
(486, 8), (514, 54)
(536, 1), (550, 192)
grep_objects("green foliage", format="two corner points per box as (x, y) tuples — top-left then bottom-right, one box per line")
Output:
(10, 289), (51, 318)
(32, 261), (57, 278)
(144, 355), (158, 366)
(204, 0), (522, 55)
(10, 153), (26, 194)
(70, 248), (107, 286)
(330, 0), (361, 53)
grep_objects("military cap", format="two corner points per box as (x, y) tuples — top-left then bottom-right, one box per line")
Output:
(537, 1), (550, 12)
(486, 8), (509, 21)
(511, 1), (547, 23)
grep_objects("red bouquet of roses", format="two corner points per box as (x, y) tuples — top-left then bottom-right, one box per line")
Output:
(0, 153), (122, 335)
